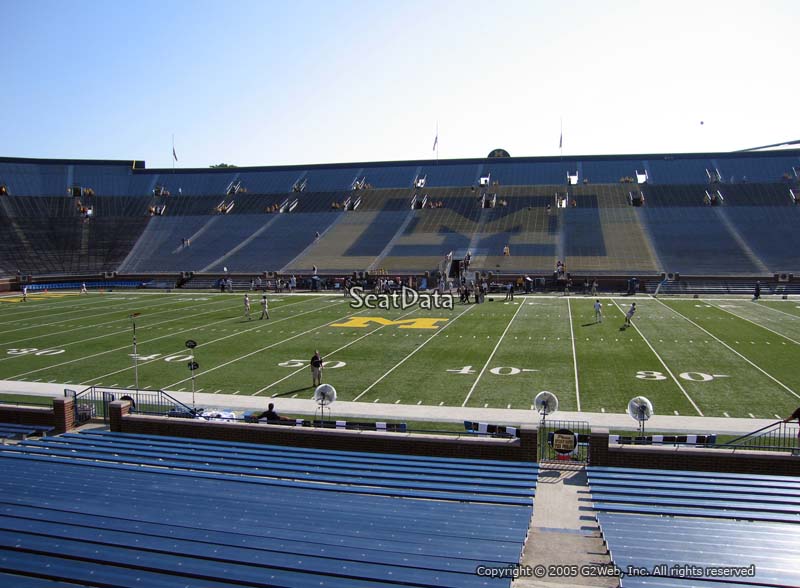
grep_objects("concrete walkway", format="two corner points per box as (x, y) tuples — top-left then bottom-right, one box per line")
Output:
(515, 464), (617, 588)
(0, 379), (777, 435)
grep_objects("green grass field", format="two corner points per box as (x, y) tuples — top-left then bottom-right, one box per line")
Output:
(1, 290), (799, 419)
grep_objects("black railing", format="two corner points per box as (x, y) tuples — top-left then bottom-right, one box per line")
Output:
(714, 420), (799, 453)
(65, 386), (195, 423)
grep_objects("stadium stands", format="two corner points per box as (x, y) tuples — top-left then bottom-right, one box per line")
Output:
(0, 430), (537, 587)
(1, 150), (799, 278)
(589, 466), (800, 588)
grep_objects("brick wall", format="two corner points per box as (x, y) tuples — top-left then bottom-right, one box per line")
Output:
(108, 401), (538, 462)
(0, 397), (74, 434)
(590, 429), (800, 476)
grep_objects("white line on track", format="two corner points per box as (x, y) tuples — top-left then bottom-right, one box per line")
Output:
(462, 303), (525, 407)
(8, 297), (319, 380)
(566, 298), (581, 411)
(653, 298), (800, 401)
(254, 307), (421, 396)
(611, 300), (703, 416)
(162, 307), (363, 389)
(353, 305), (474, 402)
(709, 302), (800, 346)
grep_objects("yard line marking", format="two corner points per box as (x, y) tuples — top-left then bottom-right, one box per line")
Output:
(566, 298), (581, 411)
(0, 297), (238, 357)
(654, 298), (800, 401)
(0, 297), (275, 367)
(0, 294), (146, 327)
(354, 305), (474, 401)
(13, 297), (320, 381)
(0, 293), (190, 334)
(611, 300), (703, 416)
(161, 306), (360, 389)
(757, 303), (800, 321)
(0, 302), (212, 345)
(255, 307), (421, 396)
(709, 302), (800, 346)
(462, 302), (525, 407)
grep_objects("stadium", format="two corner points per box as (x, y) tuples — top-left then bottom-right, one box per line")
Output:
(3, 2), (800, 587)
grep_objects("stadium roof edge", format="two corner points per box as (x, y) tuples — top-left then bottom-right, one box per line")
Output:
(1, 148), (799, 175)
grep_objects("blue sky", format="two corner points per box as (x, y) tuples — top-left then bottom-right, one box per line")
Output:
(2, 0), (798, 168)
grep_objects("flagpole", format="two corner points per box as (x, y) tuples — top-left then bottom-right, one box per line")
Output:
(172, 134), (175, 173)
(559, 117), (563, 158)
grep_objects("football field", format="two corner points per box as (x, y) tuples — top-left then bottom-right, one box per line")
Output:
(1, 290), (799, 419)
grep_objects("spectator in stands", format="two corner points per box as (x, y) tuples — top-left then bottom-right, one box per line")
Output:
(311, 350), (323, 387)
(315, 231), (320, 241)
(546, 203), (551, 214)
(571, 199), (577, 208)
(0, 184), (7, 196)
(503, 244), (510, 256)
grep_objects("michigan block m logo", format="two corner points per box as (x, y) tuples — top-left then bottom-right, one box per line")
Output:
(330, 317), (449, 329)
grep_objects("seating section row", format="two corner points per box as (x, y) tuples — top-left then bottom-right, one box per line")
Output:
(0, 430), (538, 587)
(2, 152), (797, 196)
(589, 466), (800, 588)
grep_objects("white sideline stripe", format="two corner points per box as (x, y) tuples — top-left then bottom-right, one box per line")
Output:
(163, 307), (361, 389)
(710, 302), (800, 346)
(0, 294), (126, 324)
(654, 298), (800, 401)
(566, 298), (581, 411)
(254, 307), (420, 395)
(461, 303), (525, 407)
(611, 300), (703, 416)
(0, 294), (224, 344)
(354, 305), (474, 401)
(79, 299), (339, 385)
(0, 297), (235, 353)
(9, 297), (318, 381)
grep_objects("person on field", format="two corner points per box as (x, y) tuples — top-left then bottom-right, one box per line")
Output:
(784, 407), (800, 447)
(753, 281), (761, 301)
(624, 302), (636, 326)
(80, 282), (88, 295)
(594, 299), (603, 323)
(311, 350), (323, 387)
(22, 286), (27, 302)
(259, 294), (269, 320)
(244, 294), (251, 320)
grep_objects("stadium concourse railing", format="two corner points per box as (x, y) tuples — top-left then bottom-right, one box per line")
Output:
(713, 420), (799, 454)
(64, 386), (195, 424)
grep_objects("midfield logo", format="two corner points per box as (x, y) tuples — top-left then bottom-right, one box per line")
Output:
(331, 316), (450, 329)
(347, 285), (454, 311)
